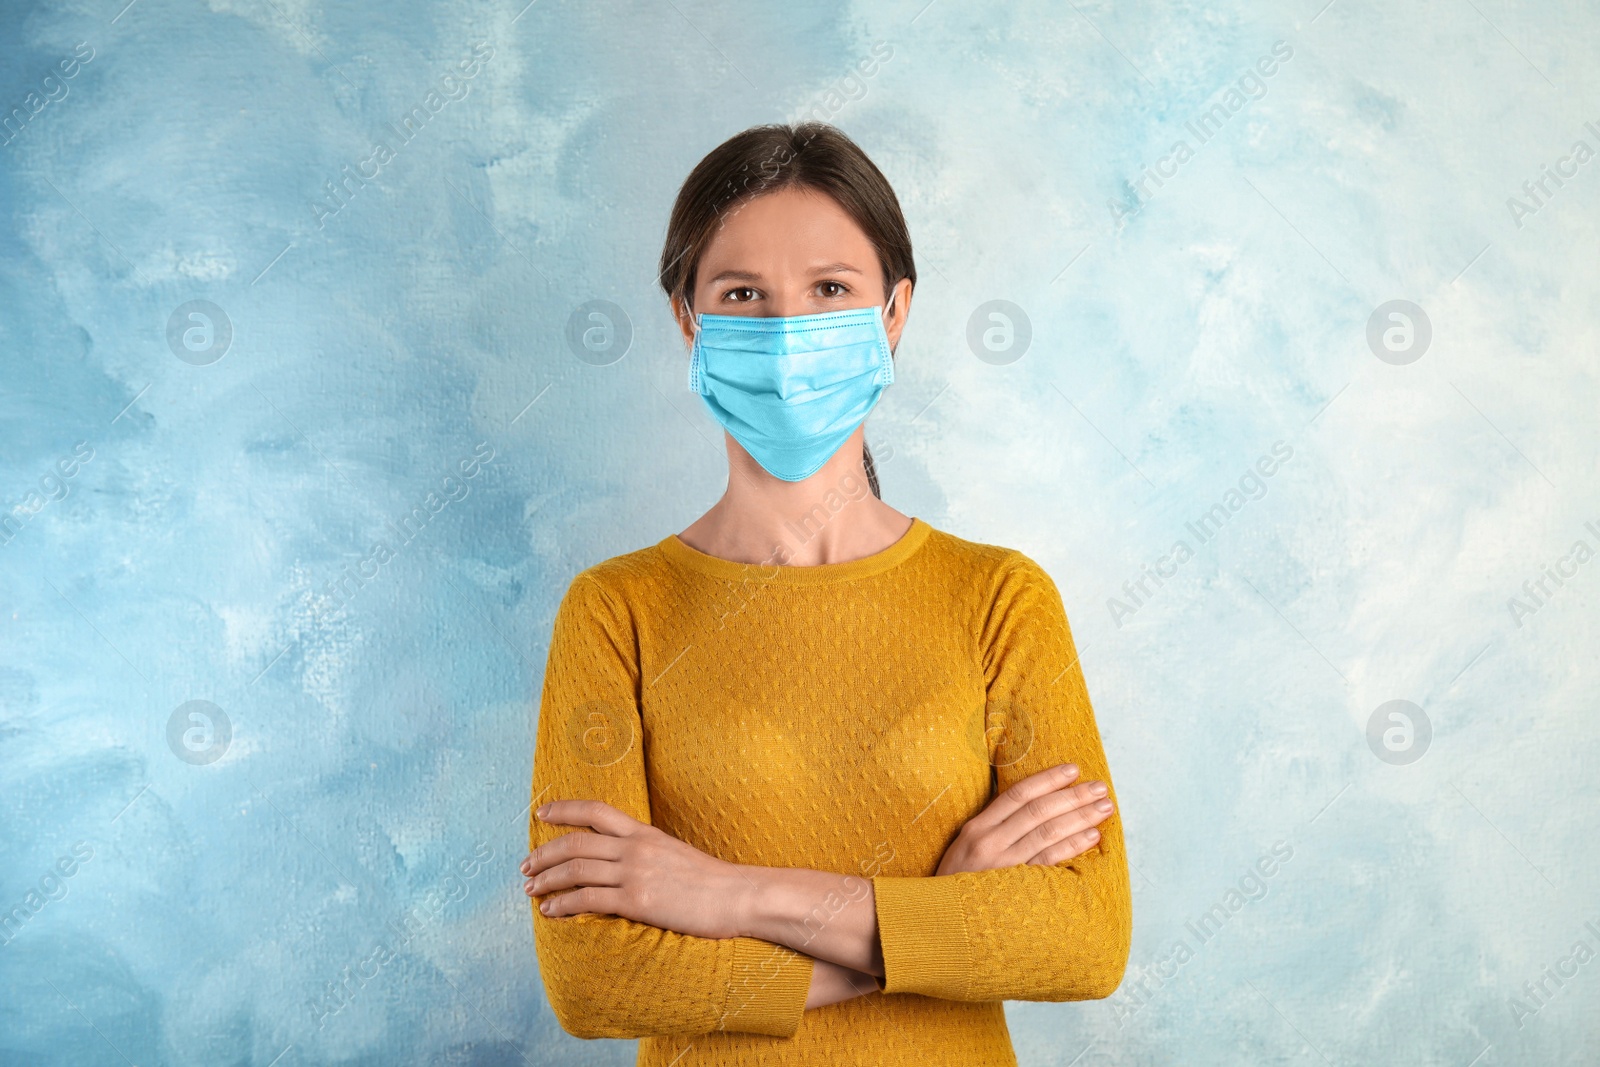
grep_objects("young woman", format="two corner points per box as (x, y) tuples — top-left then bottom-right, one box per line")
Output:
(521, 123), (1131, 1066)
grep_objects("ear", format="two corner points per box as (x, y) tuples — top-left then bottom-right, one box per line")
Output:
(672, 292), (696, 352)
(884, 278), (912, 352)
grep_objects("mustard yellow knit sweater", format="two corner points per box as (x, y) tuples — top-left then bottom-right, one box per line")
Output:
(529, 516), (1131, 1066)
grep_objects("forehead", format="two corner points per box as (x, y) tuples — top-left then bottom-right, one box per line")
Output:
(697, 186), (873, 277)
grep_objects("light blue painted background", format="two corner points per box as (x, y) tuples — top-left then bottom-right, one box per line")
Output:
(2, 0), (1597, 1063)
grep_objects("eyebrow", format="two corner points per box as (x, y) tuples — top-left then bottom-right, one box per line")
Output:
(704, 262), (863, 285)
(706, 268), (764, 284)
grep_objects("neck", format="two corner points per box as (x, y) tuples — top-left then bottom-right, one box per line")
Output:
(678, 428), (911, 567)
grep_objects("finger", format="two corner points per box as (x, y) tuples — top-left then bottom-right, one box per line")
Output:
(526, 856), (624, 897)
(537, 884), (625, 919)
(992, 778), (1110, 850)
(537, 799), (645, 838)
(1025, 826), (1104, 867)
(1000, 797), (1113, 866)
(523, 830), (625, 876)
(964, 763), (1082, 833)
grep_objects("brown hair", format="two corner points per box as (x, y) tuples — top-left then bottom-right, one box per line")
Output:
(658, 122), (916, 499)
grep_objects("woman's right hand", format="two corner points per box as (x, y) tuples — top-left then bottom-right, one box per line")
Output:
(808, 762), (1114, 1009)
(935, 762), (1113, 875)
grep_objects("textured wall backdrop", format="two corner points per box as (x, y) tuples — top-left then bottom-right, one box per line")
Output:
(3, 0), (1597, 1064)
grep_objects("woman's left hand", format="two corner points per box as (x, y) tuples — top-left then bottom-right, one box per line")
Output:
(522, 799), (753, 940)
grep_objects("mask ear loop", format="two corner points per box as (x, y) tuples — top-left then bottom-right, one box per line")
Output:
(685, 294), (705, 394)
(684, 294), (701, 340)
(878, 286), (899, 385)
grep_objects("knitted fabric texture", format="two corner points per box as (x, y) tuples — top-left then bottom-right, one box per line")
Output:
(529, 516), (1132, 1066)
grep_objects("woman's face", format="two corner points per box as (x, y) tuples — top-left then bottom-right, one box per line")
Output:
(674, 185), (911, 349)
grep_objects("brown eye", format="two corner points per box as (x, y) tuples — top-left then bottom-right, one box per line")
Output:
(727, 287), (756, 302)
(819, 282), (846, 298)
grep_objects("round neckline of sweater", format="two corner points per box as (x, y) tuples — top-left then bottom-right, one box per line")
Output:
(658, 516), (932, 585)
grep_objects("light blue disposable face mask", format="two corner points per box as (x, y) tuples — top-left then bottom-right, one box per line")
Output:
(688, 295), (896, 482)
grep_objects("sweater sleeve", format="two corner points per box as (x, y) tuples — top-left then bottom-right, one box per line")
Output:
(870, 551), (1133, 1002)
(530, 573), (814, 1039)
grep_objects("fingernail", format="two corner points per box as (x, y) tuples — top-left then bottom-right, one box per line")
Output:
(539, 900), (550, 914)
(1062, 763), (1079, 776)
(1096, 799), (1113, 813)
(536, 804), (549, 819)
(1085, 828), (1100, 841)
(1089, 781), (1107, 797)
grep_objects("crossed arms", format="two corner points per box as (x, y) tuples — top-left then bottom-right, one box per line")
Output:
(526, 555), (1132, 1039)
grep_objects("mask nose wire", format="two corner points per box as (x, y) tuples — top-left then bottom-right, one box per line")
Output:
(691, 295), (895, 333)
(691, 293), (895, 324)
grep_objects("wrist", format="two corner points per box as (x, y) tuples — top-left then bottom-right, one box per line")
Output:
(806, 958), (876, 1010)
(734, 864), (810, 944)
(730, 863), (773, 940)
